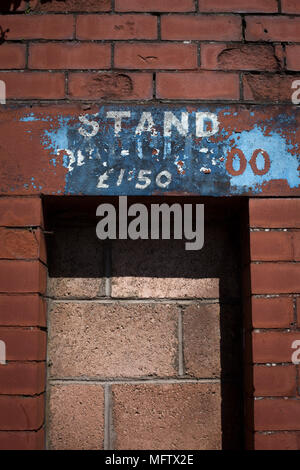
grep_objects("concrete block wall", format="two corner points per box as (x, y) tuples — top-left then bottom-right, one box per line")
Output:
(45, 202), (244, 449)
(0, 0), (299, 450)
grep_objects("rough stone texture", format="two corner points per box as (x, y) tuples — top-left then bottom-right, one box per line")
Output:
(112, 383), (221, 449)
(183, 304), (221, 378)
(47, 226), (105, 298)
(48, 384), (104, 450)
(111, 222), (240, 299)
(48, 302), (178, 378)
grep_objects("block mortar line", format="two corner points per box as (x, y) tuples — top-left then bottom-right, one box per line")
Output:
(178, 308), (184, 376)
(104, 384), (112, 450)
(48, 298), (223, 304)
(49, 378), (221, 385)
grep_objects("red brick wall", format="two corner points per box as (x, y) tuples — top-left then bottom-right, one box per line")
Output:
(0, 0), (299, 450)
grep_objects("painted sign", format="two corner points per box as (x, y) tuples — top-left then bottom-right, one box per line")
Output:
(1, 104), (300, 196)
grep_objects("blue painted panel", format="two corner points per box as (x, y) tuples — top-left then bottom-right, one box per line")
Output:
(21, 105), (300, 196)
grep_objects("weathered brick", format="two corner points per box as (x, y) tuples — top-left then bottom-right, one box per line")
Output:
(281, 0), (300, 14)
(249, 199), (300, 228)
(29, 43), (111, 70)
(246, 16), (300, 42)
(0, 198), (43, 227)
(250, 231), (293, 261)
(252, 331), (300, 363)
(0, 260), (47, 294)
(112, 383), (221, 450)
(0, 429), (44, 450)
(0, 328), (46, 360)
(48, 302), (178, 378)
(114, 43), (197, 70)
(31, 0), (111, 11)
(255, 431), (300, 450)
(0, 15), (74, 40)
(0, 363), (45, 395)
(115, 0), (195, 12)
(253, 365), (297, 396)
(243, 74), (298, 103)
(161, 14), (242, 41)
(0, 0), (27, 11)
(0, 395), (44, 430)
(0, 44), (26, 69)
(156, 72), (239, 100)
(77, 14), (157, 40)
(183, 304), (221, 378)
(48, 384), (104, 450)
(286, 46), (300, 71)
(47, 278), (105, 299)
(251, 263), (300, 294)
(254, 399), (300, 431)
(251, 297), (294, 329)
(0, 228), (46, 262)
(201, 44), (279, 71)
(68, 72), (153, 100)
(0, 295), (46, 327)
(0, 72), (65, 99)
(199, 0), (278, 12)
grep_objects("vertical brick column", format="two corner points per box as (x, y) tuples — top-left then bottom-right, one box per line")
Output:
(248, 198), (300, 450)
(0, 197), (46, 450)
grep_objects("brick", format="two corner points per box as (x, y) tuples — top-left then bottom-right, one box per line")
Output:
(281, 0), (300, 14)
(0, 44), (26, 69)
(0, 295), (46, 327)
(0, 395), (44, 430)
(156, 72), (239, 100)
(255, 431), (300, 450)
(48, 384), (104, 450)
(111, 228), (240, 299)
(68, 72), (153, 100)
(114, 43), (197, 70)
(201, 44), (279, 71)
(0, 363), (45, 395)
(161, 14), (242, 41)
(0, 429), (44, 450)
(252, 331), (300, 363)
(199, 0), (278, 12)
(77, 14), (157, 40)
(115, 0), (195, 12)
(252, 297), (294, 329)
(183, 304), (221, 378)
(251, 263), (300, 294)
(47, 278), (105, 299)
(243, 74), (298, 103)
(0, 15), (74, 40)
(48, 302), (178, 378)
(0, 261), (47, 294)
(0, 197), (43, 227)
(249, 199), (300, 228)
(286, 46), (300, 71)
(0, 328), (46, 360)
(112, 383), (221, 450)
(254, 399), (300, 431)
(29, 43), (111, 70)
(246, 16), (300, 42)
(253, 365), (297, 396)
(0, 72), (65, 99)
(32, 0), (111, 11)
(250, 231), (293, 261)
(0, 228), (46, 262)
